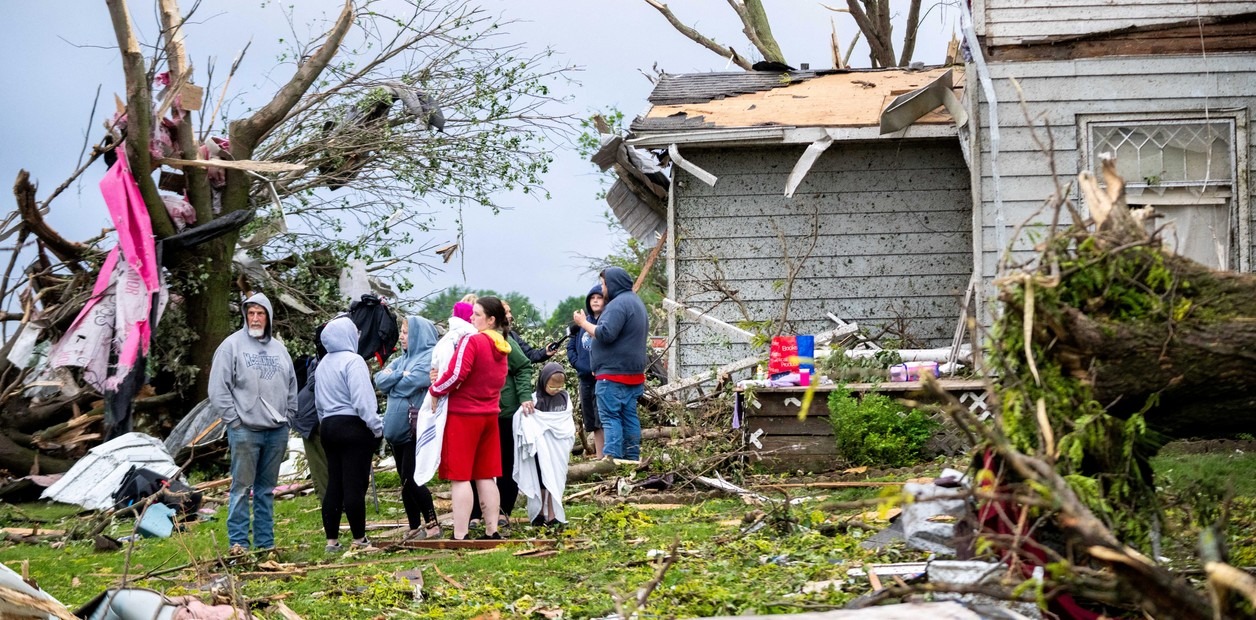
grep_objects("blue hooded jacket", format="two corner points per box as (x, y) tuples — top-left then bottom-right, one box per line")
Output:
(590, 267), (649, 376)
(567, 283), (603, 377)
(315, 316), (383, 437)
(375, 316), (438, 444)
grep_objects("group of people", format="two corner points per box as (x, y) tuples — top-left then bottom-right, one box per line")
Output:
(206, 266), (650, 553)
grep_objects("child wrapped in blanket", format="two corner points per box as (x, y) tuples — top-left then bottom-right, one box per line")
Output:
(513, 362), (575, 526)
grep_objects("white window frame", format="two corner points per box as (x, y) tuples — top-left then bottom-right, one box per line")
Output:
(1079, 111), (1250, 271)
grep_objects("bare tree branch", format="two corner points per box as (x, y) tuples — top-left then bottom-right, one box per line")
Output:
(844, 0), (895, 67)
(105, 0), (178, 239)
(742, 0), (785, 63)
(724, 0), (786, 64)
(230, 0), (353, 151)
(13, 171), (87, 272)
(898, 0), (923, 66)
(158, 0), (213, 224)
(643, 0), (753, 70)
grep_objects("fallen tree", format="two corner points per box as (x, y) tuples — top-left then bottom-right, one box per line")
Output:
(0, 0), (573, 473)
(999, 157), (1256, 439)
(897, 157), (1256, 617)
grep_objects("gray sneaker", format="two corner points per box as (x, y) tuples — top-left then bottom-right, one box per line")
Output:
(325, 543), (343, 554)
(350, 537), (371, 550)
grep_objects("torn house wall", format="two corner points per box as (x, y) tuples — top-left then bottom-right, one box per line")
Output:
(669, 142), (973, 380)
(974, 0), (1256, 47)
(971, 53), (1256, 305)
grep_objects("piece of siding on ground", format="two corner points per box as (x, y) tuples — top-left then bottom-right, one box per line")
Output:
(41, 432), (181, 511)
(670, 142), (973, 380)
(975, 0), (1256, 46)
(972, 53), (1256, 304)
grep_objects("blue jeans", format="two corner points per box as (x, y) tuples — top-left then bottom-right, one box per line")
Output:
(226, 424), (288, 549)
(596, 380), (644, 460)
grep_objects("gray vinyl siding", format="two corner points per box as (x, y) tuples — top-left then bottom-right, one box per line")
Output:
(972, 53), (1256, 300)
(974, 0), (1256, 45)
(670, 142), (973, 379)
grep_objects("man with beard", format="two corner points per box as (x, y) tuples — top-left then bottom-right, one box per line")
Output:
(209, 293), (298, 556)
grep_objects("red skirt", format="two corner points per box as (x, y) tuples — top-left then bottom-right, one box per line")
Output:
(439, 413), (501, 481)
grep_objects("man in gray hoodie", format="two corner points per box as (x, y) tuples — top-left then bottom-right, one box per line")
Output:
(208, 293), (298, 555)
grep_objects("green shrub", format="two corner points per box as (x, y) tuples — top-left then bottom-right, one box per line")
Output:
(827, 386), (938, 467)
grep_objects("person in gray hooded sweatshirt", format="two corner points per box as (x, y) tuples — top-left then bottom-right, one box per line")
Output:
(208, 293), (298, 555)
(316, 316), (384, 552)
(375, 315), (440, 539)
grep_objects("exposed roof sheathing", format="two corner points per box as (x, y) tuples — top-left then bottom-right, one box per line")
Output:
(633, 67), (963, 133)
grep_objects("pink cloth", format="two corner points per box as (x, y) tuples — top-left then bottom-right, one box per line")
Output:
(99, 148), (160, 386)
(452, 302), (473, 321)
(52, 148), (162, 390)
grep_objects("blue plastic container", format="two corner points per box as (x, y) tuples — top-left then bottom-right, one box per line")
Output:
(137, 503), (176, 538)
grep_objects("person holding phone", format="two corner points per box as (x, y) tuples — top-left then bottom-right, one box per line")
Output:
(567, 284), (605, 459)
(504, 302), (556, 364)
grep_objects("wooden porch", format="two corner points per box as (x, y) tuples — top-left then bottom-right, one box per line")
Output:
(736, 379), (990, 473)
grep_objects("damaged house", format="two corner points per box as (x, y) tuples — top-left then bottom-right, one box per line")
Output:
(606, 1), (1256, 390)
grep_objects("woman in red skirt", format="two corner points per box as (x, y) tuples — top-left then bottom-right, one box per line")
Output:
(428, 296), (511, 540)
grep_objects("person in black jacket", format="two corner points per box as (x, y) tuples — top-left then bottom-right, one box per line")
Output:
(504, 301), (557, 364)
(566, 284), (604, 459)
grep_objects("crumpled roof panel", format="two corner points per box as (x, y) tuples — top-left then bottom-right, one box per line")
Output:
(648, 71), (819, 105)
(42, 432), (181, 511)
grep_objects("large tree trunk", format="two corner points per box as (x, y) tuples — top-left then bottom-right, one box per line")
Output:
(1059, 290), (1256, 438)
(1004, 159), (1256, 440)
(185, 238), (238, 402)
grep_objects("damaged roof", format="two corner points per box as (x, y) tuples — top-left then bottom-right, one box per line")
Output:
(632, 66), (964, 133)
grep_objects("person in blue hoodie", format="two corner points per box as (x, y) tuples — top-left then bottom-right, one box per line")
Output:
(208, 292), (297, 556)
(374, 315), (440, 539)
(315, 316), (384, 552)
(572, 267), (649, 461)
(566, 284), (605, 458)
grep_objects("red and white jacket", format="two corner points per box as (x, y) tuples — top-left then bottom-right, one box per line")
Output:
(429, 330), (510, 416)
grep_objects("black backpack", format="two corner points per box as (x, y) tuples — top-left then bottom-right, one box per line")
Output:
(113, 466), (203, 516)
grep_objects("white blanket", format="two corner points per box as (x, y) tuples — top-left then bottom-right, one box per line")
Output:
(412, 317), (475, 486)
(512, 393), (575, 523)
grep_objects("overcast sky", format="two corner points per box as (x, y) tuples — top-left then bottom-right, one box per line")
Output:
(0, 1), (957, 316)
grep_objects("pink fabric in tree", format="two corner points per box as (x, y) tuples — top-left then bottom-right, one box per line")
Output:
(53, 149), (162, 390)
(99, 148), (160, 387)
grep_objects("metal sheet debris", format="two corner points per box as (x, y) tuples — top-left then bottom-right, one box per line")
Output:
(42, 432), (181, 511)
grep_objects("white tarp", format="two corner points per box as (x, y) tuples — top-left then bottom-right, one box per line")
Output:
(41, 432), (181, 511)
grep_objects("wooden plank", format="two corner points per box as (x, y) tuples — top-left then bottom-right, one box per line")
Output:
(642, 68), (959, 131)
(677, 253), (973, 279)
(742, 414), (833, 436)
(675, 275), (971, 303)
(750, 481), (904, 488)
(756, 434), (838, 456)
(662, 298), (755, 342)
(398, 538), (555, 550)
(677, 231), (972, 260)
(990, 20), (1256, 61)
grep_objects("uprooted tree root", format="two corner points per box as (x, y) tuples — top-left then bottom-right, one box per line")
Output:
(886, 159), (1256, 618)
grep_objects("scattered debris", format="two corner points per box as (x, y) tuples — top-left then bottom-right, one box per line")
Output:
(41, 432), (183, 511)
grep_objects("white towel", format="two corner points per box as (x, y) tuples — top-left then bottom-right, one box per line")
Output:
(412, 319), (475, 486)
(513, 392), (575, 523)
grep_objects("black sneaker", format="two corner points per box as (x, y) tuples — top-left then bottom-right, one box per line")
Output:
(477, 531), (503, 540)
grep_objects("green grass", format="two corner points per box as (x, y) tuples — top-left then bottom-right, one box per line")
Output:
(0, 478), (919, 618)
(5, 451), (1255, 618)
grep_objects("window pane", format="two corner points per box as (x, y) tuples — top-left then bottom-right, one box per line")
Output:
(1091, 121), (1232, 185)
